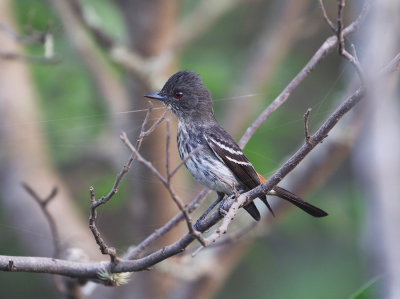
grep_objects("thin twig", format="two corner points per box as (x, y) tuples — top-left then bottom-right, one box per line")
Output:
(304, 108), (313, 145)
(238, 0), (370, 149)
(89, 187), (118, 263)
(165, 118), (171, 180)
(201, 195), (242, 247)
(163, 118), (206, 245)
(167, 186), (207, 247)
(169, 146), (203, 179)
(209, 221), (258, 248)
(121, 132), (207, 246)
(22, 183), (61, 259)
(337, 0), (345, 55)
(121, 132), (167, 185)
(124, 188), (210, 260)
(335, 0), (365, 84)
(93, 105), (165, 208)
(88, 104), (166, 262)
(139, 108), (168, 139)
(191, 221), (257, 257)
(318, 0), (337, 33)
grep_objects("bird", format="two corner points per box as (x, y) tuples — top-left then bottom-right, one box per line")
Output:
(144, 70), (328, 222)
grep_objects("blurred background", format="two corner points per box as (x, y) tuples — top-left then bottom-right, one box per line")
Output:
(0, 0), (399, 298)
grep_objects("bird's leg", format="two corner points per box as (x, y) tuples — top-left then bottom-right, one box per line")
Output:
(218, 182), (239, 217)
(194, 192), (225, 230)
(218, 194), (234, 217)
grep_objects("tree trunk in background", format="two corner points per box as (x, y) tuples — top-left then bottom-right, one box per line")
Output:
(355, 1), (400, 297)
(114, 0), (180, 234)
(0, 0), (102, 261)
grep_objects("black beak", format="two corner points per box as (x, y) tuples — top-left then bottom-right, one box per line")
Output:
(144, 92), (166, 101)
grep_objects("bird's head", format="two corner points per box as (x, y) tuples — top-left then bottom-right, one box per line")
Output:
(144, 70), (214, 120)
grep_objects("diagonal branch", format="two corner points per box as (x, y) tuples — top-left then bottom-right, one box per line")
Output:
(238, 0), (370, 148)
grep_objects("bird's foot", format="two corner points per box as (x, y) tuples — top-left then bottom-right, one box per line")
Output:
(218, 196), (232, 217)
(194, 192), (225, 231)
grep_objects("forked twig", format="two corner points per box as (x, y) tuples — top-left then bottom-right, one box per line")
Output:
(22, 183), (61, 259)
(89, 187), (118, 263)
(319, 0), (365, 85)
(121, 131), (206, 246)
(88, 104), (167, 262)
(318, 0), (336, 33)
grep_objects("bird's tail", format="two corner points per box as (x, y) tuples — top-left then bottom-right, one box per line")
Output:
(256, 173), (328, 218)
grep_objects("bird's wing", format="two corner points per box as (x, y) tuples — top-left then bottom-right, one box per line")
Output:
(204, 129), (274, 217)
(204, 132), (260, 190)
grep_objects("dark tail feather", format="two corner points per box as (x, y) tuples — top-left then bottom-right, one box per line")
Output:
(243, 202), (261, 221)
(272, 186), (328, 217)
(260, 195), (275, 217)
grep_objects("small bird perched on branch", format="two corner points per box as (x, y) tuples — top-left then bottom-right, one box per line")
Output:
(145, 70), (327, 221)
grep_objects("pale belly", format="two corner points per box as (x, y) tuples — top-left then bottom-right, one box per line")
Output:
(177, 125), (237, 195)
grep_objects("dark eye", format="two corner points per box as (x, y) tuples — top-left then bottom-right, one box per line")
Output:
(174, 91), (183, 99)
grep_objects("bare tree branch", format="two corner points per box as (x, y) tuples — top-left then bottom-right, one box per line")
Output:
(2, 50), (399, 276)
(238, 0), (370, 148)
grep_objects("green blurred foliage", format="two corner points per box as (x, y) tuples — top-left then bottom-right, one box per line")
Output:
(14, 0), (106, 165)
(350, 276), (382, 299)
(2, 1), (372, 298)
